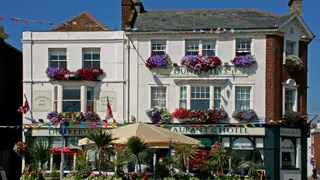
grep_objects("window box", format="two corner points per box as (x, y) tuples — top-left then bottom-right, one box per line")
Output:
(145, 108), (172, 124)
(189, 109), (208, 123)
(47, 111), (101, 125)
(207, 108), (229, 123)
(284, 55), (303, 72)
(231, 55), (255, 67)
(146, 54), (172, 69)
(171, 108), (228, 124)
(181, 55), (222, 72)
(46, 67), (104, 81)
(283, 110), (301, 125)
(232, 109), (258, 122)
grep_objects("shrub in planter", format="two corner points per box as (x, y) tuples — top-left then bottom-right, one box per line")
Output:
(285, 55), (303, 72)
(146, 108), (172, 124)
(283, 110), (301, 125)
(13, 141), (28, 157)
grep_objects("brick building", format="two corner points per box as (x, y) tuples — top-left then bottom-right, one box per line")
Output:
(122, 0), (314, 179)
(0, 25), (23, 180)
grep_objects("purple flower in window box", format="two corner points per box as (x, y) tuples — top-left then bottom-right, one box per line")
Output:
(181, 55), (222, 72)
(84, 111), (101, 122)
(207, 108), (229, 122)
(232, 109), (258, 121)
(231, 55), (255, 67)
(146, 108), (161, 124)
(146, 54), (172, 69)
(47, 111), (62, 124)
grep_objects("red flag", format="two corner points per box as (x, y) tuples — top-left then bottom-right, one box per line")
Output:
(18, 100), (29, 114)
(0, 17), (4, 20)
(105, 97), (113, 121)
(72, 21), (78, 25)
(24, 20), (29, 24)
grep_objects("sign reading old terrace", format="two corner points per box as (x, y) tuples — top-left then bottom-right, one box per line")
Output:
(152, 66), (249, 78)
(167, 125), (265, 136)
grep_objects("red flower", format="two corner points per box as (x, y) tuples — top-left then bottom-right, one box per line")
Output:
(172, 108), (190, 119)
(76, 67), (104, 81)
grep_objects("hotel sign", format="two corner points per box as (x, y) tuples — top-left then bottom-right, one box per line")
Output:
(167, 126), (265, 136)
(152, 66), (249, 78)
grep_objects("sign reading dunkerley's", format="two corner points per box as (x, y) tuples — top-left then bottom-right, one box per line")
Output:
(32, 128), (98, 137)
(280, 128), (301, 137)
(152, 66), (249, 78)
(167, 125), (265, 136)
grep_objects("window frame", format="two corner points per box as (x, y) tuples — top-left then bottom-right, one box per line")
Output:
(285, 41), (296, 56)
(235, 39), (252, 56)
(282, 79), (299, 115)
(52, 82), (96, 113)
(48, 48), (67, 68)
(149, 85), (168, 109)
(178, 85), (222, 110)
(281, 138), (297, 169)
(151, 40), (167, 56)
(234, 86), (253, 110)
(82, 48), (101, 68)
(185, 40), (217, 56)
(62, 86), (81, 112)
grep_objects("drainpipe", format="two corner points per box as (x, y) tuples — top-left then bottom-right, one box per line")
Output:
(126, 35), (131, 123)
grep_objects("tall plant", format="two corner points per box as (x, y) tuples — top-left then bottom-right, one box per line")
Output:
(207, 143), (229, 173)
(127, 136), (148, 174)
(85, 129), (118, 175)
(111, 145), (132, 176)
(172, 144), (198, 172)
(29, 141), (51, 171)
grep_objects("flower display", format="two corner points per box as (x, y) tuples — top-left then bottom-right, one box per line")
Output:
(284, 110), (301, 124)
(46, 67), (104, 81)
(172, 108), (190, 119)
(13, 141), (28, 157)
(60, 112), (85, 122)
(181, 55), (222, 72)
(146, 108), (172, 124)
(207, 108), (229, 122)
(146, 54), (171, 69)
(285, 55), (303, 72)
(189, 109), (208, 123)
(232, 109), (258, 121)
(84, 111), (101, 122)
(231, 55), (255, 67)
(47, 111), (62, 124)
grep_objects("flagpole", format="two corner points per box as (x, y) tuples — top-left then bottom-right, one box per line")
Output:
(24, 93), (34, 120)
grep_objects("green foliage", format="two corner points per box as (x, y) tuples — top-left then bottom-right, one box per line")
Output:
(155, 163), (170, 178)
(63, 173), (82, 180)
(284, 110), (301, 125)
(43, 164), (59, 177)
(127, 136), (148, 174)
(240, 160), (260, 178)
(76, 151), (88, 170)
(207, 143), (229, 173)
(85, 129), (118, 174)
(29, 141), (50, 171)
(109, 145), (132, 176)
(172, 144), (198, 171)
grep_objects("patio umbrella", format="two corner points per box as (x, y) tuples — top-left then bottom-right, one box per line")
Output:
(112, 123), (199, 146)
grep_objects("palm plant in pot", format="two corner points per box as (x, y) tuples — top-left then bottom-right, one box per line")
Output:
(127, 136), (148, 174)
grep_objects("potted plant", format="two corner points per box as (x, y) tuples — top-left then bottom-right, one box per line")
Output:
(43, 165), (59, 180)
(145, 108), (172, 124)
(13, 141), (28, 157)
(232, 109), (258, 121)
(283, 110), (301, 125)
(189, 109), (208, 123)
(284, 54), (303, 72)
(172, 108), (190, 122)
(231, 55), (255, 67)
(84, 111), (101, 122)
(47, 111), (62, 125)
(146, 54), (172, 69)
(207, 108), (229, 123)
(181, 55), (222, 72)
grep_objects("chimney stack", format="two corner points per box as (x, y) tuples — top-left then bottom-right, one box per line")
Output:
(121, 0), (134, 29)
(288, 0), (302, 16)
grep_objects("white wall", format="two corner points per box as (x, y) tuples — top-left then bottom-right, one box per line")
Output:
(22, 31), (127, 124)
(128, 34), (266, 123)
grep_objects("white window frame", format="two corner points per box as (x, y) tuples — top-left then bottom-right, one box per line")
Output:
(280, 138), (298, 169)
(82, 48), (101, 68)
(185, 40), (217, 56)
(151, 40), (167, 56)
(177, 85), (222, 109)
(49, 48), (67, 68)
(62, 86), (81, 112)
(149, 85), (168, 109)
(235, 39), (252, 56)
(232, 84), (254, 111)
(234, 86), (252, 110)
(52, 82), (96, 112)
(282, 79), (299, 114)
(286, 41), (296, 56)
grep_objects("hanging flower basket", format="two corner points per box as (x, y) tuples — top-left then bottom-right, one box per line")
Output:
(172, 108), (190, 121)
(189, 109), (208, 123)
(146, 54), (172, 69)
(181, 55), (222, 72)
(285, 55), (303, 72)
(283, 110), (301, 125)
(47, 111), (62, 124)
(231, 55), (255, 67)
(46, 67), (104, 81)
(145, 108), (172, 124)
(207, 108), (229, 122)
(84, 111), (101, 122)
(232, 109), (258, 121)
(60, 112), (85, 122)
(13, 141), (28, 157)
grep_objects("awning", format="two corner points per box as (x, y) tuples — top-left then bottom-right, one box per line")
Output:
(49, 147), (80, 154)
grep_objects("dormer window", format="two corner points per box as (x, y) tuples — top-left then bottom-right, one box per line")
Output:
(236, 39), (251, 56)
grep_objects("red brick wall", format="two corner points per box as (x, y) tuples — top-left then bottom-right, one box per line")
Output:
(314, 134), (320, 169)
(266, 35), (284, 121)
(121, 0), (133, 29)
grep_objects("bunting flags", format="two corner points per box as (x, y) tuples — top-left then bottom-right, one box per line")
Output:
(105, 97), (114, 122)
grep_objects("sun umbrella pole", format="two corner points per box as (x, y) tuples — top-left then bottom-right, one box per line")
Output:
(60, 134), (64, 180)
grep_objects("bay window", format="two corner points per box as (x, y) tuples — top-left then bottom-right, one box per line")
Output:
(150, 86), (167, 108)
(283, 79), (298, 114)
(185, 40), (216, 56)
(52, 83), (96, 112)
(235, 87), (251, 110)
(178, 85), (222, 110)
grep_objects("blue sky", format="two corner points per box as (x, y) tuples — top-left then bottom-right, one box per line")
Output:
(1, 0), (320, 116)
